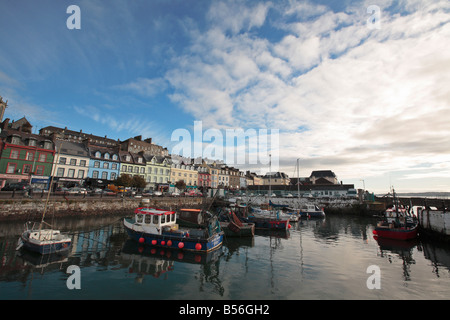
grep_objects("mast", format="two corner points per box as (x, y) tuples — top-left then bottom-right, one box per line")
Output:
(297, 158), (300, 200)
(38, 140), (62, 238)
(268, 154), (271, 199)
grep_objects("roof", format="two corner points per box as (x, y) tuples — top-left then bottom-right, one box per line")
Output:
(310, 170), (336, 178)
(135, 207), (175, 215)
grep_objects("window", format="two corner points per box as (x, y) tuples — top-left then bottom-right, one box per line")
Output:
(11, 136), (20, 145)
(10, 150), (19, 159)
(111, 163), (117, 170)
(59, 157), (67, 164)
(102, 171), (108, 180)
(80, 160), (86, 167)
(92, 171), (99, 179)
(94, 161), (100, 168)
(78, 170), (85, 179)
(26, 152), (33, 161)
(137, 157), (142, 163)
(70, 159), (77, 166)
(112, 154), (118, 160)
(104, 153), (110, 160)
(57, 168), (64, 177)
(35, 166), (44, 175)
(28, 139), (36, 147)
(44, 141), (52, 150)
(68, 169), (75, 178)
(140, 167), (145, 174)
(23, 164), (32, 174)
(122, 165), (127, 171)
(110, 172), (116, 180)
(148, 167), (152, 174)
(134, 167), (139, 173)
(6, 163), (17, 174)
(128, 166), (132, 173)
(95, 151), (101, 158)
(39, 153), (47, 162)
(103, 163), (109, 169)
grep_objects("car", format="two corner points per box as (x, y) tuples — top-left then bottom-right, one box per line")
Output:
(69, 187), (87, 195)
(1, 182), (31, 191)
(153, 191), (162, 196)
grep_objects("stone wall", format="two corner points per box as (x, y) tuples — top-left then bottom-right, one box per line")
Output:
(0, 197), (208, 221)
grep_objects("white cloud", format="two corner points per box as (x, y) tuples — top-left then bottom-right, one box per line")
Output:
(163, 0), (450, 191)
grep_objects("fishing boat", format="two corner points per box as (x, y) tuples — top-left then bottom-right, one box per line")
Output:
(177, 208), (211, 228)
(298, 204), (325, 219)
(246, 207), (291, 231)
(123, 207), (224, 253)
(219, 209), (255, 237)
(372, 189), (418, 241)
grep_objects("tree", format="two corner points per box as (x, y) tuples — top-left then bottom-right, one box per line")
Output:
(175, 180), (186, 192)
(132, 175), (146, 189)
(114, 174), (133, 187)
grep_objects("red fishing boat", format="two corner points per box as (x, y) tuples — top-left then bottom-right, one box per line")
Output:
(373, 189), (418, 241)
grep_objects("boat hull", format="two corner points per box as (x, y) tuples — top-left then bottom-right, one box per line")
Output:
(20, 235), (71, 255)
(246, 216), (290, 230)
(373, 226), (418, 240)
(221, 221), (255, 237)
(124, 221), (224, 253)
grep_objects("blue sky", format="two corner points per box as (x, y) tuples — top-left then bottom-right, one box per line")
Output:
(0, 0), (449, 193)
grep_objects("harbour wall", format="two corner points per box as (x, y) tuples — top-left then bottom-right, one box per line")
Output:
(418, 208), (450, 241)
(0, 197), (208, 222)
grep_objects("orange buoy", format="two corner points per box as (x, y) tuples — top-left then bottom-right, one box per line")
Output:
(139, 237), (145, 243)
(152, 240), (157, 245)
(167, 240), (172, 246)
(195, 243), (202, 250)
(178, 242), (184, 249)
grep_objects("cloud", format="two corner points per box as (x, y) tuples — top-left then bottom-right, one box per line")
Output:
(116, 77), (168, 97)
(162, 0), (450, 191)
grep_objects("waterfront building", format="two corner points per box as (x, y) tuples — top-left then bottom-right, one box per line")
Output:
(52, 140), (90, 188)
(218, 166), (229, 188)
(118, 151), (146, 180)
(0, 117), (55, 189)
(170, 161), (198, 190)
(120, 135), (168, 157)
(39, 126), (119, 147)
(227, 166), (241, 190)
(310, 170), (339, 185)
(262, 172), (290, 186)
(87, 144), (121, 188)
(196, 165), (211, 190)
(143, 154), (171, 191)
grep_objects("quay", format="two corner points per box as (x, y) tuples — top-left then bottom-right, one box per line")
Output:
(0, 194), (208, 222)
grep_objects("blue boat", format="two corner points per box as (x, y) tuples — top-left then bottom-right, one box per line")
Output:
(124, 207), (224, 253)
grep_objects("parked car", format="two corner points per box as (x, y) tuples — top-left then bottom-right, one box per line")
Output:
(142, 190), (153, 196)
(153, 191), (162, 196)
(69, 187), (87, 195)
(1, 182), (31, 191)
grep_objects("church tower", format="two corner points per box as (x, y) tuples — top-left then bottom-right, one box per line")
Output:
(0, 96), (7, 122)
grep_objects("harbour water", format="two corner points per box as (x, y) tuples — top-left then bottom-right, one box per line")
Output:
(1, 213), (450, 300)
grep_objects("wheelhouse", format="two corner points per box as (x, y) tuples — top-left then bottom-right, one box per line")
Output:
(134, 207), (177, 228)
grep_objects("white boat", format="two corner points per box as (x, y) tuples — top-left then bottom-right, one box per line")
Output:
(18, 222), (72, 254)
(298, 204), (325, 218)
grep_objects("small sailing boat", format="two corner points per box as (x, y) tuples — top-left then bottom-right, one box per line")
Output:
(16, 143), (72, 254)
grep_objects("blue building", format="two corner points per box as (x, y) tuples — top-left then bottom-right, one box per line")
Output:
(86, 145), (121, 187)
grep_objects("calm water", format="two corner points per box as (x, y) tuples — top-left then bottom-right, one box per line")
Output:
(1, 214), (450, 300)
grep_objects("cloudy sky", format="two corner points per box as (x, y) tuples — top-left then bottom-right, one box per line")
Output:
(0, 0), (449, 193)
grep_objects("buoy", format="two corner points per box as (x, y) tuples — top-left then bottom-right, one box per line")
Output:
(138, 246), (144, 253)
(161, 241), (166, 246)
(178, 242), (184, 249)
(288, 224), (292, 229)
(372, 230), (377, 235)
(152, 240), (157, 245)
(167, 240), (172, 246)
(139, 237), (145, 244)
(195, 243), (202, 250)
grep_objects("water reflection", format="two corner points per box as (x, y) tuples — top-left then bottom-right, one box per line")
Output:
(1, 215), (450, 299)
(374, 237), (418, 281)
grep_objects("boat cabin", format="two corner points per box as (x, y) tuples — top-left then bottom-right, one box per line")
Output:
(134, 207), (177, 230)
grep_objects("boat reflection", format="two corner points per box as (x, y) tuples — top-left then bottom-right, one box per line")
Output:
(120, 239), (223, 282)
(374, 236), (418, 281)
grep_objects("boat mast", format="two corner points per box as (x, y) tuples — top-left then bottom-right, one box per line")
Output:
(297, 158), (300, 200)
(38, 140), (62, 238)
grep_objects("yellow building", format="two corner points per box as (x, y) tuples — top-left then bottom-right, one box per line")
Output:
(170, 162), (198, 188)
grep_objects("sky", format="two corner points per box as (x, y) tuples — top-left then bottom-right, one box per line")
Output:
(0, 0), (449, 193)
